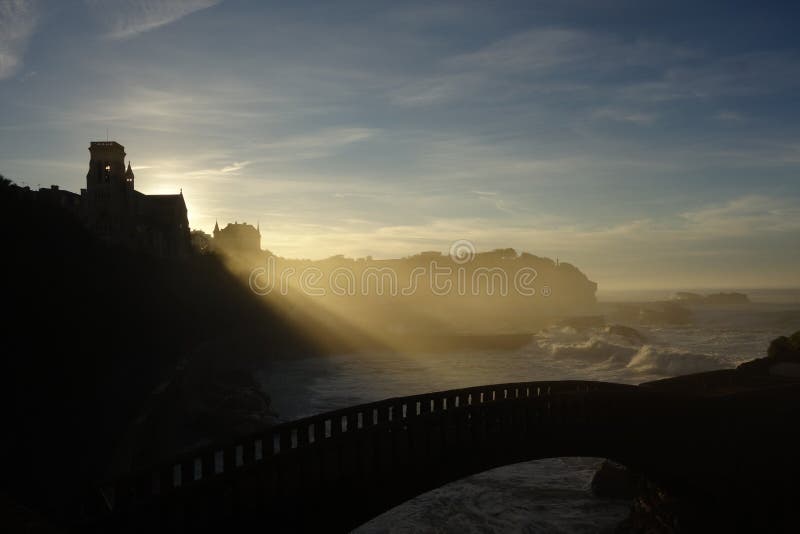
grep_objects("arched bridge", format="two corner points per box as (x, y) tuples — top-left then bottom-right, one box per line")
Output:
(102, 372), (800, 533)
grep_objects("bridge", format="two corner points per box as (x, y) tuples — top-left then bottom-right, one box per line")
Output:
(100, 371), (800, 532)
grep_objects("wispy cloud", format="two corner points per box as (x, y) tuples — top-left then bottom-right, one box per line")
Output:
(387, 27), (701, 110)
(49, 83), (291, 133)
(0, 0), (38, 79)
(254, 128), (380, 161)
(680, 195), (800, 237)
(388, 75), (477, 107)
(86, 0), (221, 40)
(448, 27), (698, 79)
(450, 28), (597, 72)
(593, 107), (657, 125)
(715, 110), (745, 122)
(619, 52), (800, 104)
(220, 161), (250, 174)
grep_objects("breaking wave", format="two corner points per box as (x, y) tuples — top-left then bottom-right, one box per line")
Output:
(625, 345), (726, 376)
(533, 325), (728, 380)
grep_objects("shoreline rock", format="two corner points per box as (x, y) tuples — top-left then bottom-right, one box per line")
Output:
(591, 460), (638, 499)
(737, 330), (800, 375)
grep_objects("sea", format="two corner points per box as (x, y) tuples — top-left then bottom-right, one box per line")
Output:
(258, 289), (800, 533)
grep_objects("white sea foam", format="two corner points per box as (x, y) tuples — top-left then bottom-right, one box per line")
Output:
(625, 345), (725, 376)
(530, 325), (726, 378)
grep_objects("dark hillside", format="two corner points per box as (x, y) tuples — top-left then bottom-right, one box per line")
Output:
(0, 182), (315, 524)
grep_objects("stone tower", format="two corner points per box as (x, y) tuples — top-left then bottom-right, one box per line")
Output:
(84, 141), (136, 239)
(87, 141), (127, 189)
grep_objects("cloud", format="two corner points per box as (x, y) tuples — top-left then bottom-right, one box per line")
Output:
(254, 128), (379, 161)
(450, 27), (697, 76)
(386, 24), (797, 134)
(388, 75), (475, 107)
(619, 52), (800, 104)
(679, 195), (800, 237)
(0, 0), (38, 79)
(386, 27), (701, 110)
(220, 161), (250, 174)
(715, 110), (744, 122)
(593, 107), (657, 125)
(49, 83), (293, 134)
(472, 190), (516, 215)
(450, 28), (597, 72)
(86, 0), (221, 40)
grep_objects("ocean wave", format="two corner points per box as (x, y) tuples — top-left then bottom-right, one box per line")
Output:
(534, 326), (643, 366)
(543, 337), (637, 365)
(534, 325), (727, 378)
(625, 345), (726, 376)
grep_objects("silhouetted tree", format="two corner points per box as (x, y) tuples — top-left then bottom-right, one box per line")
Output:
(190, 229), (212, 254)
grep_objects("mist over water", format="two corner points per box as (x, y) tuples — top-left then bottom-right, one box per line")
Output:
(261, 297), (799, 420)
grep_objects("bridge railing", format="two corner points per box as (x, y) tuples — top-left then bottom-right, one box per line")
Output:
(107, 380), (635, 512)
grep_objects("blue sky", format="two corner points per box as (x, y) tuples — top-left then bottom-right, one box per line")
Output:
(1, 0), (799, 289)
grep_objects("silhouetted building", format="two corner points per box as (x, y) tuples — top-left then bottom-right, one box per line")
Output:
(37, 184), (82, 213)
(213, 221), (262, 255)
(80, 141), (190, 256)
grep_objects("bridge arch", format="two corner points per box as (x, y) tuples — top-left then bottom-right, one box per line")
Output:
(103, 379), (729, 532)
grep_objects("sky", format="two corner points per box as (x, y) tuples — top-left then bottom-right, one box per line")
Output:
(1, 0), (799, 290)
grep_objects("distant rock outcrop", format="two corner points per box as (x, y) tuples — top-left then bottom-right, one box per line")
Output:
(234, 248), (600, 337)
(704, 292), (750, 305)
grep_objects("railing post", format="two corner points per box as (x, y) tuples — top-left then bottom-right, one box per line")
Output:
(280, 428), (292, 453)
(299, 422), (310, 447)
(202, 453), (216, 485)
(347, 412), (358, 433)
(265, 430), (277, 456)
(241, 439), (255, 465)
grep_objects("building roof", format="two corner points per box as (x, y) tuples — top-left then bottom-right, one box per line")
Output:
(134, 193), (187, 221)
(147, 194), (184, 201)
(90, 141), (125, 150)
(218, 221), (260, 234)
